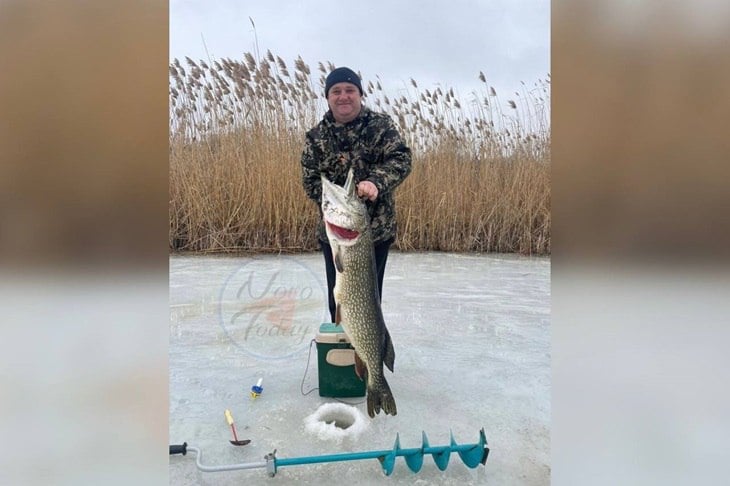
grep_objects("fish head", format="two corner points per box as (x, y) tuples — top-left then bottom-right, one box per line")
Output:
(321, 169), (369, 246)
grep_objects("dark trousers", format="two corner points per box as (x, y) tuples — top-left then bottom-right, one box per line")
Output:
(320, 238), (393, 323)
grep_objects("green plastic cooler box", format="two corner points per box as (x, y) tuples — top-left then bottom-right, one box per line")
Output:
(316, 323), (366, 398)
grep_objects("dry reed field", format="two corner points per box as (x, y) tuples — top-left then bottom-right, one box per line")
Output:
(170, 52), (550, 255)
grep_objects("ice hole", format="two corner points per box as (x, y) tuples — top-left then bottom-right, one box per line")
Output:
(323, 411), (354, 429)
(304, 403), (368, 442)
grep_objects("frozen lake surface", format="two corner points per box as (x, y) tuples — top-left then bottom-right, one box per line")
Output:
(169, 252), (550, 485)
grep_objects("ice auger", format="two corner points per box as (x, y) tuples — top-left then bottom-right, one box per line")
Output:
(170, 428), (489, 477)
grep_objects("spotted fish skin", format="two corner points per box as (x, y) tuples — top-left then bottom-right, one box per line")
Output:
(321, 169), (396, 418)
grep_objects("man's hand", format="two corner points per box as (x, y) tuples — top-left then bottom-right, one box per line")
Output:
(356, 180), (378, 201)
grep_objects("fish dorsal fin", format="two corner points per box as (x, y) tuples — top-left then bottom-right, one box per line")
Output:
(333, 243), (344, 272)
(354, 352), (367, 382)
(343, 168), (355, 198)
(383, 327), (395, 373)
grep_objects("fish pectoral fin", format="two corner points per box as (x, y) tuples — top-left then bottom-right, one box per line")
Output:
(354, 352), (367, 382)
(333, 244), (344, 273)
(383, 328), (395, 373)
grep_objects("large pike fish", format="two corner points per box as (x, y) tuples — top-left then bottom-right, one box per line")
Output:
(321, 169), (397, 418)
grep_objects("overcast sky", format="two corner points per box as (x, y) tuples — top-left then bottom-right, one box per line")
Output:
(170, 0), (550, 100)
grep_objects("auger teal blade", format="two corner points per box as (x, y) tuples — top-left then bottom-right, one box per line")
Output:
(378, 433), (399, 476)
(431, 449), (451, 470)
(430, 432), (451, 471)
(456, 428), (489, 468)
(402, 432), (426, 473)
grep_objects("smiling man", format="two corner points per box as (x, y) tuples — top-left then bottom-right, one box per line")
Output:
(301, 66), (412, 323)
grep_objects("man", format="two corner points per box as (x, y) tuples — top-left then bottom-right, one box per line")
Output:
(301, 66), (412, 322)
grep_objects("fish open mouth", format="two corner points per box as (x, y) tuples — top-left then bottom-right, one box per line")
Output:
(326, 221), (360, 240)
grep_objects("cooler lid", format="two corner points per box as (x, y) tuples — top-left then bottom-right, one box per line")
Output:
(316, 322), (351, 344)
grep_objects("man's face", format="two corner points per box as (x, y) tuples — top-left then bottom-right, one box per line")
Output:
(327, 82), (362, 124)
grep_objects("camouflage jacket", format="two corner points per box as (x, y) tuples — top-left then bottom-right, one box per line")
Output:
(301, 106), (412, 244)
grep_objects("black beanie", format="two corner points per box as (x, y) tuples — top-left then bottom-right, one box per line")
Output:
(325, 67), (363, 97)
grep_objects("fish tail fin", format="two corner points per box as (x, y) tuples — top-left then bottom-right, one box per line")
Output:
(366, 377), (397, 418)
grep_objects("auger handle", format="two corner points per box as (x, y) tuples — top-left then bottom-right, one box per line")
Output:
(169, 442), (188, 455)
